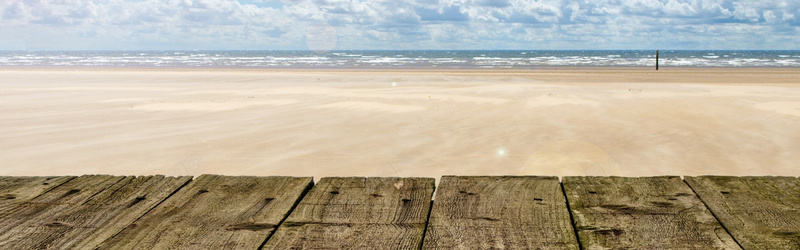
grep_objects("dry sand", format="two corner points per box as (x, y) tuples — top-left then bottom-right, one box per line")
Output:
(1, 68), (799, 180)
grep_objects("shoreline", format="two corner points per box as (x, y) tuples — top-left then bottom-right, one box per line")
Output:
(2, 66), (799, 85)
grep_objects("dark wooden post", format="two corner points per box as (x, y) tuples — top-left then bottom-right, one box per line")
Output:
(656, 50), (659, 70)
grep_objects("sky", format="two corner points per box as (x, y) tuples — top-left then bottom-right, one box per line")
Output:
(0, 0), (798, 50)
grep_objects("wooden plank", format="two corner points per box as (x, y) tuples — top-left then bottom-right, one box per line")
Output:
(0, 175), (190, 249)
(0, 176), (74, 202)
(0, 176), (74, 215)
(422, 176), (579, 249)
(563, 176), (741, 249)
(99, 175), (312, 249)
(264, 177), (435, 249)
(685, 176), (800, 249)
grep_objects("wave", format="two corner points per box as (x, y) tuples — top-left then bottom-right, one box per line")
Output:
(1, 50), (798, 68)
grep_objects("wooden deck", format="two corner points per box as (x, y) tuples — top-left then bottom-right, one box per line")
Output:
(1, 175), (798, 249)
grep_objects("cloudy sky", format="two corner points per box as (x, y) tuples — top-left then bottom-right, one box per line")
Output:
(1, 0), (798, 50)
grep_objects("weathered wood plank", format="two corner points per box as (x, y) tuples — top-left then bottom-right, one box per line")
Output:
(422, 176), (579, 249)
(685, 176), (800, 249)
(99, 175), (312, 249)
(264, 177), (435, 249)
(563, 176), (740, 249)
(0, 176), (74, 216)
(0, 175), (190, 249)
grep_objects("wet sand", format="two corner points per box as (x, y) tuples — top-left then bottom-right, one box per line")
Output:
(1, 68), (799, 180)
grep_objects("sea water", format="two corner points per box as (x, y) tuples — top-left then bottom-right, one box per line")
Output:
(1, 50), (798, 68)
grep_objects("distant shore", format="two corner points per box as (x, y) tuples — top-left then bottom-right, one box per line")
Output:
(1, 68), (799, 179)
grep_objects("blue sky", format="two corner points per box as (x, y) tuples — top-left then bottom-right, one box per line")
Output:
(1, 0), (798, 50)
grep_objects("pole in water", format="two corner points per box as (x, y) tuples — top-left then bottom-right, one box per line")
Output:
(656, 50), (659, 70)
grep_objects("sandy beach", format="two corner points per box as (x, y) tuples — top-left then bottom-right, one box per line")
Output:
(1, 68), (799, 180)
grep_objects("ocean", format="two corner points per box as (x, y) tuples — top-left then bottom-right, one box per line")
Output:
(1, 50), (799, 68)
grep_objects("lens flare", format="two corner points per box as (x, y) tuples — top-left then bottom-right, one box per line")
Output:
(496, 148), (507, 157)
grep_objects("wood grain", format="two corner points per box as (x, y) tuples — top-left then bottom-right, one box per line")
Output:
(99, 175), (312, 249)
(0, 175), (190, 249)
(563, 176), (740, 249)
(422, 176), (579, 249)
(0, 176), (74, 216)
(264, 177), (435, 249)
(686, 176), (800, 249)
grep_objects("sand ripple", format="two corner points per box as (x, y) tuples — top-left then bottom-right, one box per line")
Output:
(271, 87), (509, 104)
(520, 140), (622, 176)
(133, 99), (298, 112)
(526, 95), (599, 107)
(316, 101), (425, 113)
(754, 102), (800, 117)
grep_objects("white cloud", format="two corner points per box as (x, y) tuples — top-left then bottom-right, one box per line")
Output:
(764, 10), (777, 23)
(0, 0), (798, 49)
(732, 3), (761, 22)
(664, 0), (695, 16)
(784, 12), (796, 21)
